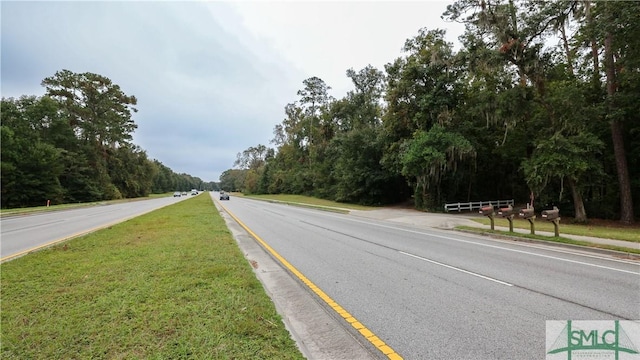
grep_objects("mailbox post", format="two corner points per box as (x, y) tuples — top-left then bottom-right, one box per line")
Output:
(519, 205), (536, 235)
(479, 204), (495, 230)
(497, 205), (515, 232)
(541, 206), (560, 237)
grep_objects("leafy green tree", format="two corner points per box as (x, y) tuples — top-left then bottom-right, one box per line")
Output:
(595, 1), (638, 223)
(219, 169), (245, 192)
(296, 76), (333, 149)
(401, 125), (475, 209)
(234, 144), (272, 171)
(442, 0), (636, 223)
(57, 149), (105, 202)
(1, 71), (210, 208)
(382, 28), (469, 207)
(522, 132), (603, 222)
(42, 70), (138, 147)
(151, 160), (178, 193)
(1, 97), (64, 207)
(39, 70), (141, 201)
(108, 145), (155, 198)
(233, 144), (274, 194)
(221, 2), (638, 221)
(321, 65), (401, 204)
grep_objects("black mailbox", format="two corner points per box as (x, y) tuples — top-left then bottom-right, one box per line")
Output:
(541, 207), (560, 221)
(498, 205), (514, 217)
(480, 205), (494, 216)
(519, 208), (535, 219)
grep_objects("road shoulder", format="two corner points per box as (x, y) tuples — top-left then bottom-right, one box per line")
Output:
(214, 200), (381, 360)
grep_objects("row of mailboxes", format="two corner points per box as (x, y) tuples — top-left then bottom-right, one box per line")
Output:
(479, 205), (559, 220)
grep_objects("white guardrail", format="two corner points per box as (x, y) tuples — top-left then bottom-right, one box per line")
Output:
(444, 199), (514, 212)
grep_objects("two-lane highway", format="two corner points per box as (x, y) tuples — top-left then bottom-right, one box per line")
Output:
(216, 196), (640, 359)
(1, 195), (189, 261)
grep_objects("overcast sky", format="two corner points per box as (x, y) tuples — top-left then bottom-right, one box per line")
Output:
(1, 1), (464, 183)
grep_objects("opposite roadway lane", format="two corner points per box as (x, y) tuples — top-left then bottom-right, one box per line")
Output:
(1, 195), (189, 261)
(215, 195), (640, 360)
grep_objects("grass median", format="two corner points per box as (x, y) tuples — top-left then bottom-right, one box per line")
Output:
(1, 194), (305, 359)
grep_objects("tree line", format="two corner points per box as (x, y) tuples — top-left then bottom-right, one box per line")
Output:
(221, 0), (639, 223)
(1, 70), (214, 208)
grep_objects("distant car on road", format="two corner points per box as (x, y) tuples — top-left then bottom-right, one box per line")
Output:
(220, 191), (229, 200)
(173, 192), (181, 197)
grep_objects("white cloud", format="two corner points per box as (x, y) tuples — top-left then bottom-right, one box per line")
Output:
(1, 1), (465, 182)
(227, 1), (465, 98)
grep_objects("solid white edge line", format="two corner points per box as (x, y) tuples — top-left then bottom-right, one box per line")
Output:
(247, 201), (640, 275)
(317, 212), (640, 274)
(399, 251), (514, 286)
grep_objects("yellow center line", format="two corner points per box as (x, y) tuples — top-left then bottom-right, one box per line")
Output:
(1, 222), (114, 262)
(218, 201), (403, 360)
(1, 206), (164, 263)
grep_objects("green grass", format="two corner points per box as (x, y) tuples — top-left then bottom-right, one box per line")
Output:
(1, 194), (304, 359)
(0, 193), (175, 217)
(470, 217), (640, 242)
(241, 193), (378, 211)
(457, 226), (640, 255)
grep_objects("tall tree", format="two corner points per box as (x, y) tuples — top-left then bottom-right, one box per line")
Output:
(1, 97), (65, 207)
(382, 28), (466, 206)
(296, 76), (333, 148)
(323, 65), (398, 204)
(41, 70), (140, 201)
(42, 70), (138, 147)
(597, 1), (637, 223)
(234, 144), (272, 171)
(401, 125), (475, 209)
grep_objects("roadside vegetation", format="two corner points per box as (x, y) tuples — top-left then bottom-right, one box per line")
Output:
(0, 194), (304, 359)
(218, 1), (639, 225)
(470, 217), (640, 243)
(457, 226), (640, 255)
(1, 70), (213, 210)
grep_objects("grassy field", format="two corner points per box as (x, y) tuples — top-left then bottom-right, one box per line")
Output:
(1, 194), (304, 359)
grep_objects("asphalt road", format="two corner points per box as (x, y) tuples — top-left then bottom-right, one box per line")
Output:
(216, 195), (640, 360)
(0, 195), (189, 261)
